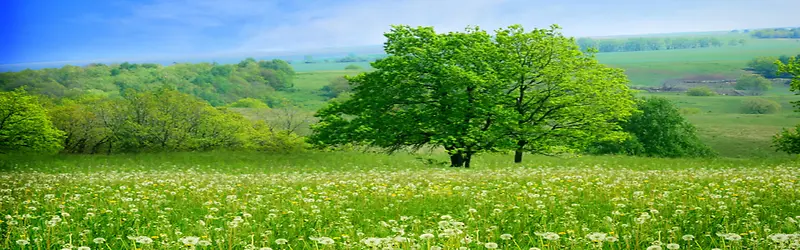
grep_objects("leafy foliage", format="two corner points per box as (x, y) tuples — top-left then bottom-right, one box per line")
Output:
(740, 98), (781, 114)
(311, 24), (635, 167)
(750, 27), (800, 39)
(735, 74), (772, 95)
(47, 87), (306, 154)
(576, 36), (725, 53)
(686, 86), (716, 96)
(227, 98), (270, 108)
(746, 55), (797, 78)
(0, 88), (65, 154)
(773, 54), (800, 154)
(0, 58), (295, 106)
(588, 97), (715, 158)
(320, 76), (353, 99)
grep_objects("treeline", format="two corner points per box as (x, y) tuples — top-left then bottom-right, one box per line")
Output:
(748, 54), (800, 78)
(0, 58), (295, 106)
(1, 87), (305, 154)
(577, 36), (744, 53)
(750, 28), (800, 39)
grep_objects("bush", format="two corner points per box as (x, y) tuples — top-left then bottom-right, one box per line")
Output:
(774, 125), (800, 154)
(735, 74), (772, 95)
(344, 64), (363, 70)
(320, 76), (353, 98)
(587, 97), (715, 158)
(228, 98), (270, 108)
(679, 107), (702, 115)
(740, 98), (781, 114)
(686, 86), (716, 96)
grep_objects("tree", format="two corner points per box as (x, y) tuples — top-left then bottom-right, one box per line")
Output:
(588, 97), (715, 158)
(311, 25), (512, 168)
(747, 56), (780, 78)
(773, 55), (800, 154)
(735, 74), (772, 95)
(0, 88), (65, 154)
(311, 24), (636, 167)
(493, 24), (636, 163)
(320, 76), (354, 98)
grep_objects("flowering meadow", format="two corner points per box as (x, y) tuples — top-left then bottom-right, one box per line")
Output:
(1, 153), (799, 249)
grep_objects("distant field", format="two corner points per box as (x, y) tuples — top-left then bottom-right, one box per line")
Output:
(643, 88), (799, 158)
(598, 37), (800, 86)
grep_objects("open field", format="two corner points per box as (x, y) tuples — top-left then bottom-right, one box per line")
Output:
(1, 152), (799, 249)
(288, 35), (800, 88)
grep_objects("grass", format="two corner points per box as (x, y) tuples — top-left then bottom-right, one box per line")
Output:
(598, 38), (800, 86)
(1, 152), (799, 249)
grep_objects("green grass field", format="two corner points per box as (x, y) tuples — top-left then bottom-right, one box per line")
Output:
(1, 152), (799, 249)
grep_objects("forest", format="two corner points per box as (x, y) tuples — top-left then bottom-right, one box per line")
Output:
(0, 58), (295, 107)
(749, 27), (800, 39)
(576, 36), (743, 53)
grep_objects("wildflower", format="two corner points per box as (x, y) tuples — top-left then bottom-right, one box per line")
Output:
(500, 234), (513, 240)
(93, 238), (106, 244)
(586, 232), (607, 242)
(363, 238), (382, 247)
(681, 235), (694, 241)
(647, 245), (663, 250)
(484, 242), (498, 249)
(180, 236), (201, 246)
(16, 239), (30, 246)
(666, 243), (680, 249)
(198, 240), (212, 246)
(316, 237), (334, 245)
(420, 233), (435, 240)
(430, 246), (442, 250)
(259, 248), (273, 250)
(275, 238), (288, 245)
(135, 236), (154, 244)
(78, 247), (91, 250)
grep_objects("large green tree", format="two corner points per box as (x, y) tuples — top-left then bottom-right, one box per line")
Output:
(494, 25), (635, 163)
(0, 88), (65, 154)
(311, 25), (509, 168)
(311, 24), (636, 167)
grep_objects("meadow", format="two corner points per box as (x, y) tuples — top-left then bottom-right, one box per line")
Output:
(1, 152), (800, 250)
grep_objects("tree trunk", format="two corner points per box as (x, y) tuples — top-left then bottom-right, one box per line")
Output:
(514, 140), (527, 163)
(514, 150), (523, 163)
(464, 152), (473, 168)
(449, 153), (464, 168)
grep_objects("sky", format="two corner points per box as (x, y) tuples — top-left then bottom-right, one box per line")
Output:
(2, 0), (799, 65)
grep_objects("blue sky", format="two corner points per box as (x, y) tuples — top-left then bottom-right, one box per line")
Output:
(2, 0), (799, 65)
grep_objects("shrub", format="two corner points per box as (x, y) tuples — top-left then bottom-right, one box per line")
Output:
(740, 98), (781, 114)
(735, 74), (772, 95)
(228, 98), (270, 108)
(686, 86), (716, 96)
(320, 76), (353, 98)
(587, 97), (715, 158)
(774, 125), (800, 154)
(344, 64), (363, 70)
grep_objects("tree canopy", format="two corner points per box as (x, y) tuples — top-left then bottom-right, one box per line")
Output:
(0, 58), (295, 107)
(310, 24), (636, 167)
(0, 88), (65, 154)
(773, 55), (800, 154)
